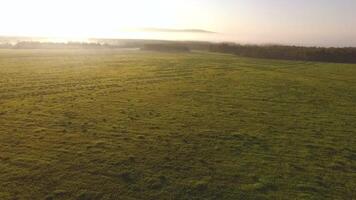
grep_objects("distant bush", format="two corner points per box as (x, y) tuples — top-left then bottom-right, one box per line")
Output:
(209, 43), (356, 63)
(142, 44), (190, 52)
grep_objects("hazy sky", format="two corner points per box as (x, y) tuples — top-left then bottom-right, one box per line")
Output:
(0, 0), (355, 46)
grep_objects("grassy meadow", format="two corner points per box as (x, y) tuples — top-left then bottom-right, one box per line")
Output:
(0, 49), (355, 199)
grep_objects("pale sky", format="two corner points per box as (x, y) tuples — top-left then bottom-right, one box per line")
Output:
(0, 0), (355, 46)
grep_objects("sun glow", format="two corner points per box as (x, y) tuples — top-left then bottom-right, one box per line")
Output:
(0, 0), (225, 43)
(0, 0), (194, 39)
(1, 0), (356, 46)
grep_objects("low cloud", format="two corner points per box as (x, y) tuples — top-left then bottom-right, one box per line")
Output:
(132, 27), (217, 34)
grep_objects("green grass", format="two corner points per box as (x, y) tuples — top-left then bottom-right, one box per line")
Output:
(0, 49), (355, 199)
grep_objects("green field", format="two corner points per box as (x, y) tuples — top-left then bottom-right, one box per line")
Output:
(0, 49), (355, 199)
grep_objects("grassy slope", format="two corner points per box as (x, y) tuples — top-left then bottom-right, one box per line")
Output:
(0, 49), (355, 200)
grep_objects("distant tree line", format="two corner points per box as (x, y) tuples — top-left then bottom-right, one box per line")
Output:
(0, 39), (211, 51)
(209, 43), (356, 63)
(142, 44), (190, 52)
(0, 43), (13, 48)
(0, 42), (120, 49)
(90, 39), (211, 50)
(15, 42), (119, 49)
